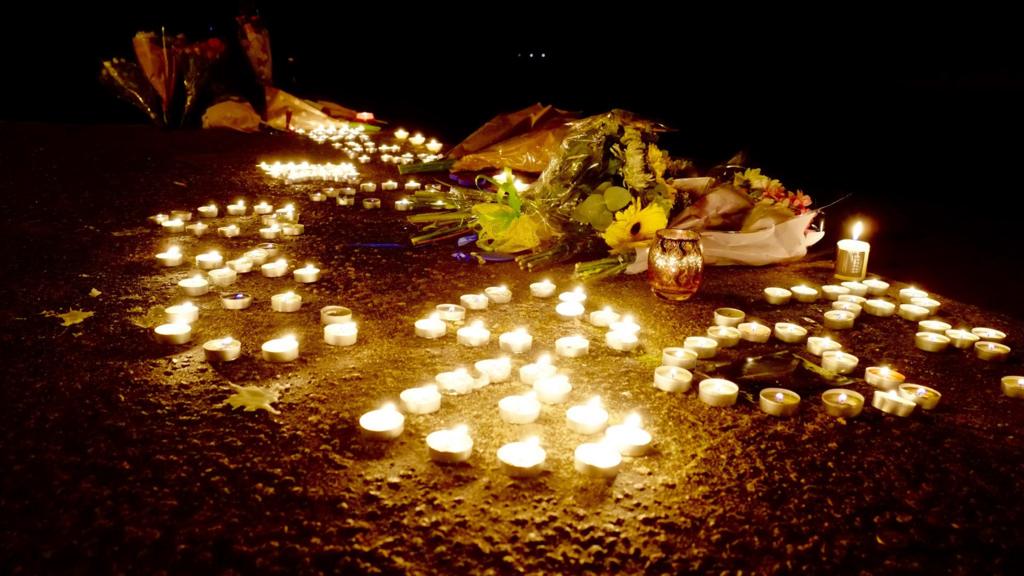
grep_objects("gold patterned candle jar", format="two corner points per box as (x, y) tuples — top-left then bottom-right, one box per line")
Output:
(648, 229), (703, 301)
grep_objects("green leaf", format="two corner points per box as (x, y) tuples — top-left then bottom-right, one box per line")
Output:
(603, 186), (632, 212)
(592, 210), (614, 231)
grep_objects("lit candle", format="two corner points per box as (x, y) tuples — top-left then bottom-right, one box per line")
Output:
(293, 264), (321, 283)
(408, 133), (426, 146)
(324, 322), (358, 347)
(713, 307), (745, 327)
(475, 357), (512, 384)
(283, 224), (306, 237)
(915, 331), (951, 353)
(226, 201), (246, 216)
(559, 287), (587, 304)
(186, 222), (209, 237)
(898, 384), (942, 410)
(161, 218), (185, 233)
(910, 297), (941, 315)
(865, 366), (906, 390)
(415, 313), (447, 339)
(605, 330), (639, 352)
(178, 275), (210, 297)
(197, 203), (218, 218)
(555, 301), (585, 319)
(220, 292), (252, 310)
(898, 304), (930, 322)
(261, 335), (298, 362)
(195, 251), (224, 270)
(608, 316), (641, 335)
(261, 259), (288, 278)
(170, 209), (192, 222)
(1001, 375), (1024, 398)
(554, 335), (589, 358)
(971, 327), (1007, 343)
(430, 200), (447, 210)
(520, 354), (556, 385)
(832, 301), (862, 318)
(821, 389), (864, 418)
(840, 281), (868, 297)
(324, 187), (340, 198)
(153, 323), (191, 345)
(308, 191), (326, 202)
(359, 182), (377, 193)
(258, 224), (280, 240)
(484, 285), (512, 304)
(863, 299), (896, 317)
(823, 309), (856, 330)
(165, 301), (199, 324)
(156, 246), (183, 267)
(821, 285), (851, 301)
(426, 425), (473, 464)
(758, 388), (801, 417)
(436, 368), (475, 396)
(790, 285), (819, 303)
(533, 374), (572, 404)
(529, 279), (557, 298)
(945, 328), (980, 349)
(499, 392), (541, 424)
(737, 322), (771, 343)
(589, 307), (621, 327)
(400, 384), (442, 414)
(362, 198), (381, 210)
(456, 321), (490, 347)
(203, 337), (241, 362)
(872, 390), (916, 417)
(460, 293), (489, 310)
(270, 291), (301, 313)
(807, 336), (842, 357)
(773, 323), (807, 344)
(381, 180), (399, 191)
(320, 305), (352, 325)
(699, 378), (739, 407)
(604, 414), (652, 456)
(217, 224), (240, 238)
(425, 139), (444, 154)
(246, 246), (273, 264)
(862, 278), (890, 296)
(975, 341), (1010, 362)
(394, 128), (409, 141)
(404, 179), (422, 191)
(918, 320), (952, 334)
(435, 304), (466, 322)
(763, 287), (792, 305)
(497, 437), (546, 478)
(253, 201), (273, 215)
(359, 404), (405, 440)
(899, 287), (929, 303)
(822, 350), (859, 374)
(684, 336), (719, 358)
(149, 213), (168, 226)
(706, 326), (741, 348)
(835, 221), (870, 280)
(661, 347), (698, 369)
(207, 267), (237, 287)
(838, 294), (867, 305)
(566, 397), (609, 434)
(394, 198), (413, 211)
(573, 440), (622, 478)
(356, 111), (374, 122)
(653, 365), (693, 393)
(499, 328), (533, 354)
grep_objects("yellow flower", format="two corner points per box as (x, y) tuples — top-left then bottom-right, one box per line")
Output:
(602, 200), (667, 253)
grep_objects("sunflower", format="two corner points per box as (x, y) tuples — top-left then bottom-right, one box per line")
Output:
(602, 200), (667, 253)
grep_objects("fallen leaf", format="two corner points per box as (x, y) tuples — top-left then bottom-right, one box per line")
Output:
(223, 384), (281, 414)
(42, 309), (95, 326)
(89, 288), (102, 298)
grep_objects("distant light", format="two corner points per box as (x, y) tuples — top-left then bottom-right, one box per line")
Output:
(529, 53), (534, 58)
(541, 53), (546, 58)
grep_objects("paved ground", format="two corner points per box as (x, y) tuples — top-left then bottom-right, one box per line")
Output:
(1, 123), (1022, 574)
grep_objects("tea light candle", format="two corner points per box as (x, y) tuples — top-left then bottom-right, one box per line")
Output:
(270, 291), (301, 313)
(529, 279), (556, 298)
(662, 346), (698, 368)
(338, 195), (354, 208)
(653, 365), (693, 392)
(533, 374), (572, 404)
(394, 198), (413, 211)
(863, 299), (896, 317)
(699, 378), (739, 407)
(247, 246), (274, 263)
(821, 285), (851, 301)
(207, 267), (237, 287)
(821, 389), (865, 418)
(309, 191), (326, 202)
(838, 294), (867, 305)
(324, 322), (358, 347)
(899, 287), (929, 303)
(975, 341), (1010, 362)
(325, 187), (341, 198)
(404, 179), (422, 191)
(914, 331), (950, 353)
(606, 330), (639, 352)
(840, 281), (868, 297)
(862, 278), (890, 296)
(555, 301), (585, 319)
(520, 354), (556, 384)
(499, 392), (541, 424)
(807, 336), (841, 357)
(203, 337), (241, 362)
(359, 404), (405, 440)
(153, 323), (191, 344)
(1001, 375), (1024, 398)
(149, 213), (168, 226)
(909, 297), (940, 315)
(226, 201), (246, 216)
(604, 414), (652, 456)
(872, 390), (916, 417)
(253, 201), (273, 215)
(609, 316), (641, 335)
(558, 287), (587, 304)
(763, 287), (792, 305)
(408, 133), (426, 146)
(361, 198), (381, 210)
(460, 293), (489, 310)
(497, 437), (546, 478)
(415, 313), (446, 339)
(822, 350), (859, 374)
(165, 301), (199, 324)
(457, 321), (490, 347)
(556, 335), (590, 358)
(178, 275), (210, 296)
(588, 307), (620, 328)
(156, 246), (183, 267)
(435, 304), (466, 322)
(400, 384), (442, 414)
(186, 222), (209, 237)
(475, 357), (512, 384)
(831, 301), (862, 318)
(706, 326), (741, 348)
(283, 223), (306, 237)
(773, 323), (808, 344)
(835, 221), (870, 280)
(499, 328), (533, 353)
(258, 225), (280, 240)
(566, 397), (609, 434)
(226, 258), (252, 274)
(161, 218), (185, 233)
(220, 291), (252, 310)
(261, 259), (288, 278)
(320, 305), (352, 325)
(759, 388), (801, 417)
(197, 203), (218, 218)
(170, 210), (192, 222)
(898, 304), (930, 322)
(971, 327), (1007, 343)
(713, 308), (745, 327)
(684, 336), (719, 358)
(574, 441), (622, 478)
(790, 285), (819, 303)
(433, 368), (472, 395)
(293, 264), (321, 283)
(216, 224), (240, 238)
(425, 139), (444, 154)
(394, 128), (409, 141)
(865, 366), (906, 390)
(738, 322), (771, 343)
(485, 285), (512, 304)
(359, 182), (377, 193)
(918, 320), (952, 334)
(195, 251), (224, 270)
(945, 328), (980, 349)
(898, 383), (942, 410)
(426, 425), (473, 463)
(262, 335), (298, 362)
(823, 310), (856, 330)
(382, 180), (399, 191)
(430, 200), (447, 210)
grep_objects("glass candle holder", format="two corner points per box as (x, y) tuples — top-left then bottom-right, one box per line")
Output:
(648, 229), (703, 301)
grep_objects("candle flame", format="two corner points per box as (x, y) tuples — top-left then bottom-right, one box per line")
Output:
(524, 436), (540, 446)
(168, 246), (180, 255)
(382, 402), (397, 412)
(838, 393), (848, 404)
(774, 392), (785, 402)
(537, 353), (551, 365)
(852, 221), (864, 241)
(588, 396), (603, 408)
(624, 413), (643, 428)
(453, 424), (469, 435)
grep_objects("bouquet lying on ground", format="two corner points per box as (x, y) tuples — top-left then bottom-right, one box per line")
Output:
(409, 109), (818, 277)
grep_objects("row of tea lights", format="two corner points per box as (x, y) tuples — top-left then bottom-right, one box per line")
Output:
(152, 201), (304, 240)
